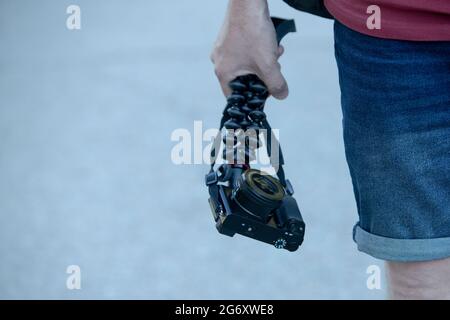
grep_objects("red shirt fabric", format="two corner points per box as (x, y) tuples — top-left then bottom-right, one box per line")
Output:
(324, 0), (450, 41)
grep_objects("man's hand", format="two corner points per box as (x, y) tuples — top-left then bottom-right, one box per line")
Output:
(210, 0), (288, 99)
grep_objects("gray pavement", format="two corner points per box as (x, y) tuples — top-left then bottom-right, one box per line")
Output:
(0, 0), (385, 299)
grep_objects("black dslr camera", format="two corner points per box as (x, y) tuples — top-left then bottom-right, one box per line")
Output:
(205, 18), (305, 252)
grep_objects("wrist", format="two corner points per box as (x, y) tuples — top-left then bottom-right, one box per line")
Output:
(227, 0), (269, 23)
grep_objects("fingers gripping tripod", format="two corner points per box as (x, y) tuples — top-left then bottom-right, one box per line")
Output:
(205, 18), (305, 251)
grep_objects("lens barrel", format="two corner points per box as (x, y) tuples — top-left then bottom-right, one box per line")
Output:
(232, 169), (285, 222)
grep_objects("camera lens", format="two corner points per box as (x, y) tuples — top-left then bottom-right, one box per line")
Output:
(232, 169), (285, 221)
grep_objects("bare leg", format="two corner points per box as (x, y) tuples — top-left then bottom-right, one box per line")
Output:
(386, 258), (450, 299)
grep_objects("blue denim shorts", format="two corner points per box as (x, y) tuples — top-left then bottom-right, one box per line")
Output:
(334, 21), (450, 262)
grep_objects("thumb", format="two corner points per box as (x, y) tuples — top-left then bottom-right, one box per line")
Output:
(260, 62), (289, 100)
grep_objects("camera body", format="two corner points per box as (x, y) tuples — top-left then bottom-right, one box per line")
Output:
(206, 167), (305, 251)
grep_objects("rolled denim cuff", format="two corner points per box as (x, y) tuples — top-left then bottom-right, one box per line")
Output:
(353, 224), (450, 262)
